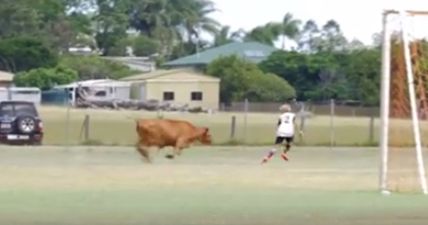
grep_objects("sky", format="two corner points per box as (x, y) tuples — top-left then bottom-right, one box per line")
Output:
(208, 0), (428, 46)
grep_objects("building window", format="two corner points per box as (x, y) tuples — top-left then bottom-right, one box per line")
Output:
(191, 91), (203, 101)
(163, 91), (174, 101)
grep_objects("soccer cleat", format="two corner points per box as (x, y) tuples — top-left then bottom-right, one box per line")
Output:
(261, 157), (269, 164)
(280, 153), (289, 161)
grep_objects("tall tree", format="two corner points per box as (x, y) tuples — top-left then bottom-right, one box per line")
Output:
(317, 20), (348, 52)
(297, 20), (320, 52)
(298, 19), (348, 53)
(94, 0), (130, 55)
(207, 55), (295, 103)
(128, 0), (220, 57)
(65, 0), (97, 13)
(0, 37), (58, 72)
(0, 0), (98, 53)
(346, 39), (366, 52)
(259, 50), (347, 101)
(180, 0), (220, 43)
(339, 48), (381, 105)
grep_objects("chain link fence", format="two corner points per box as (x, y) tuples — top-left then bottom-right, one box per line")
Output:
(37, 98), (379, 147)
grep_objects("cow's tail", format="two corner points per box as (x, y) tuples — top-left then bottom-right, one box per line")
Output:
(123, 115), (140, 134)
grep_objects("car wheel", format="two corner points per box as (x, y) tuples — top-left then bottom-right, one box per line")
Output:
(16, 116), (36, 134)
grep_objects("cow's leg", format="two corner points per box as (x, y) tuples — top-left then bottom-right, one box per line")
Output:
(165, 138), (188, 159)
(165, 146), (178, 159)
(174, 138), (189, 156)
(165, 146), (183, 160)
(136, 142), (151, 163)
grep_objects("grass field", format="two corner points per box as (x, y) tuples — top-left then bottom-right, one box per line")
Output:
(1, 145), (428, 225)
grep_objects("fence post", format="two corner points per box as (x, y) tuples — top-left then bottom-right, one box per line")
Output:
(299, 102), (306, 144)
(369, 111), (375, 144)
(84, 114), (90, 142)
(330, 99), (335, 149)
(157, 108), (163, 119)
(7, 87), (11, 101)
(65, 93), (71, 151)
(243, 98), (249, 147)
(230, 115), (236, 141)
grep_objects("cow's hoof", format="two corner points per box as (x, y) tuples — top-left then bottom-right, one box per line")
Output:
(165, 154), (175, 159)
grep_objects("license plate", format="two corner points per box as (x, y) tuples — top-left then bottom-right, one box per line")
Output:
(7, 135), (29, 140)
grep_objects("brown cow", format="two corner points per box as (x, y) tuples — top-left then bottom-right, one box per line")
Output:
(135, 118), (212, 162)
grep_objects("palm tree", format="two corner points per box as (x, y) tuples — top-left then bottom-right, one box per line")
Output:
(127, 0), (220, 56)
(244, 22), (282, 46)
(127, 0), (184, 57)
(280, 13), (301, 49)
(213, 26), (245, 46)
(180, 0), (220, 45)
(129, 0), (174, 36)
(213, 26), (232, 46)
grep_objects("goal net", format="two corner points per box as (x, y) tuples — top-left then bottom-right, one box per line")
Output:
(380, 10), (428, 194)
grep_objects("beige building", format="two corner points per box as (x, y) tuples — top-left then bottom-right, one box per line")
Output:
(121, 68), (220, 110)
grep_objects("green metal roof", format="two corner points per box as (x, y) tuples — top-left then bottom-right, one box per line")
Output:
(163, 41), (277, 67)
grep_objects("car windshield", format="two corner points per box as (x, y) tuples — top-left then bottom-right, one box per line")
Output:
(0, 102), (38, 117)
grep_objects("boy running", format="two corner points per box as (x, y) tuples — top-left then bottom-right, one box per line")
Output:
(261, 104), (300, 164)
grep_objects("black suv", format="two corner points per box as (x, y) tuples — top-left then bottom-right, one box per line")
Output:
(0, 101), (43, 145)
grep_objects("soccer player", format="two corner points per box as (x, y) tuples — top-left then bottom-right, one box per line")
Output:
(261, 104), (300, 164)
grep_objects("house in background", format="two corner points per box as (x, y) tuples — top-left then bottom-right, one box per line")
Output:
(121, 68), (220, 110)
(0, 87), (41, 104)
(163, 41), (277, 69)
(0, 70), (14, 87)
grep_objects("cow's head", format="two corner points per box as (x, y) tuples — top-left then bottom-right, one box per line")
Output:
(198, 127), (212, 145)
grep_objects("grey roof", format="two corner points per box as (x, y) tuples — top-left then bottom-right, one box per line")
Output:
(163, 42), (277, 67)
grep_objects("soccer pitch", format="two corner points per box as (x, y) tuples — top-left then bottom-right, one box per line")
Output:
(1, 145), (427, 225)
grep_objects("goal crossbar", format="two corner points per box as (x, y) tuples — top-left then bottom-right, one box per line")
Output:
(384, 9), (428, 16)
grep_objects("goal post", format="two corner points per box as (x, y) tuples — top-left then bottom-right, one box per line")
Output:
(379, 9), (391, 194)
(379, 9), (428, 195)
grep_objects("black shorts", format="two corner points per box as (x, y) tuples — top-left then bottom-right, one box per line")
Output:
(275, 136), (294, 145)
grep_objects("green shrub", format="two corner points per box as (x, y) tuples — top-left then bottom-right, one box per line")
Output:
(133, 35), (160, 57)
(14, 65), (78, 90)
(59, 55), (140, 80)
(207, 55), (296, 103)
(0, 36), (58, 72)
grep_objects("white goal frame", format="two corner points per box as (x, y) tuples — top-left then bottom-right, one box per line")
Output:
(379, 9), (428, 195)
